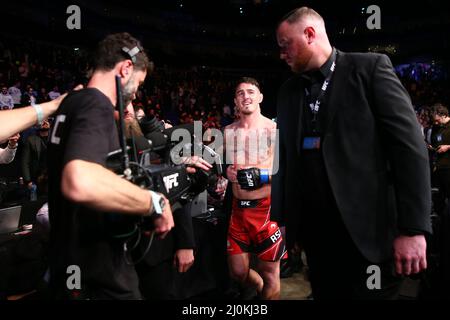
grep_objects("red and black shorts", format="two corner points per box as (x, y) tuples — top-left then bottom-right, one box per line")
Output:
(227, 197), (287, 261)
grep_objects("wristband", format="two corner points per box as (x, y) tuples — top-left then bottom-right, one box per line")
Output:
(33, 104), (44, 125)
(260, 169), (270, 184)
(148, 191), (164, 216)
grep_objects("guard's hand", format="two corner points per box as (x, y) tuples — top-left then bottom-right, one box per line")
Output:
(153, 197), (174, 239)
(173, 249), (194, 273)
(237, 167), (262, 190)
(393, 234), (427, 276)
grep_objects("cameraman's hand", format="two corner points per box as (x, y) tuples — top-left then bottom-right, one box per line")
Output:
(173, 249), (194, 273)
(153, 197), (174, 239)
(437, 145), (450, 153)
(184, 156), (212, 174)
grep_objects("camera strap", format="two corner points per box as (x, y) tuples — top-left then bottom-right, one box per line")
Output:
(305, 48), (338, 133)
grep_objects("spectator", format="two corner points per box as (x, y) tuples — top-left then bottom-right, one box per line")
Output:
(0, 85), (14, 110)
(48, 85), (61, 100)
(8, 81), (22, 108)
(21, 119), (50, 195)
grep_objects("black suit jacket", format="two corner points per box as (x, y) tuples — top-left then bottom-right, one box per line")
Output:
(21, 134), (47, 183)
(271, 51), (432, 263)
(138, 205), (195, 267)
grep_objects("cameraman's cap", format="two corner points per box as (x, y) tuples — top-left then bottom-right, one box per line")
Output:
(122, 46), (140, 63)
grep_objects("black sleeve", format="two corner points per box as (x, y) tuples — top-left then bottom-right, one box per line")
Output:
(173, 205), (196, 249)
(63, 94), (116, 166)
(270, 93), (287, 225)
(372, 54), (432, 234)
(221, 163), (230, 179)
(21, 137), (32, 182)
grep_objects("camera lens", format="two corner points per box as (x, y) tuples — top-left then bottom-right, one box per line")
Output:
(139, 115), (164, 135)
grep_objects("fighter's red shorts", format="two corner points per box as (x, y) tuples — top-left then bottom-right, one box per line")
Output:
(227, 197), (287, 261)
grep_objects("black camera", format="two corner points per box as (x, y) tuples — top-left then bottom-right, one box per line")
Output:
(106, 77), (220, 243)
(105, 122), (220, 238)
(139, 115), (164, 136)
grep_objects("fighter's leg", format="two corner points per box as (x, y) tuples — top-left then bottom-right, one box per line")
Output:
(257, 259), (281, 300)
(228, 252), (263, 294)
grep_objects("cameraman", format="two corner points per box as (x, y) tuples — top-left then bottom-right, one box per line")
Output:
(47, 33), (173, 300)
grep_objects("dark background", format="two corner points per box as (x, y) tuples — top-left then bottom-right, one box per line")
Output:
(1, 0), (449, 115)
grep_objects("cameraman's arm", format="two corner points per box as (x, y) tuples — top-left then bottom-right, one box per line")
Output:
(62, 159), (174, 236)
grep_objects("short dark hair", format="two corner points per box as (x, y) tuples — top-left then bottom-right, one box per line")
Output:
(235, 77), (261, 93)
(93, 32), (152, 73)
(278, 7), (324, 27)
(433, 103), (449, 117)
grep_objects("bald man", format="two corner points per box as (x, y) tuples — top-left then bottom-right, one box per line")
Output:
(271, 7), (431, 299)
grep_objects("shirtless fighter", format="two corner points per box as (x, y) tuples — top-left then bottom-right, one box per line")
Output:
(225, 77), (287, 300)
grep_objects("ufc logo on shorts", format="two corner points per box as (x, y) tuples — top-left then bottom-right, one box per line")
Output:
(163, 173), (179, 192)
(270, 229), (281, 243)
(240, 201), (251, 207)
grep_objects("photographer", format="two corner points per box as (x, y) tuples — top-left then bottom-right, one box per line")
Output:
(47, 33), (173, 300)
